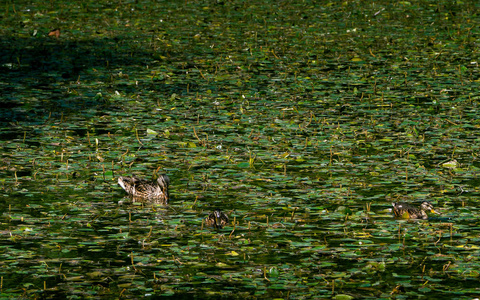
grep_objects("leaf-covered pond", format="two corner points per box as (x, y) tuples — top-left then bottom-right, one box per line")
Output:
(2, 0), (480, 298)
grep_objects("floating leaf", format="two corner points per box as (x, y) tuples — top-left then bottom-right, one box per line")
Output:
(147, 128), (158, 135)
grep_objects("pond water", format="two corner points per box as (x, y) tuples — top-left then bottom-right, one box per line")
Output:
(1, 0), (480, 298)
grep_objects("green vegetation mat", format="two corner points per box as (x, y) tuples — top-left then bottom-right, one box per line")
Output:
(1, 0), (480, 298)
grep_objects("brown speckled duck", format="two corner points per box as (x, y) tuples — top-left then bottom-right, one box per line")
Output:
(118, 175), (170, 204)
(392, 201), (436, 219)
(205, 210), (229, 229)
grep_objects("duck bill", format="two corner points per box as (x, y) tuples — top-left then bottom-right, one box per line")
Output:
(430, 209), (438, 214)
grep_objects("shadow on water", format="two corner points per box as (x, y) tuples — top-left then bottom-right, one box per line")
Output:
(0, 30), (201, 140)
(0, 33), (146, 125)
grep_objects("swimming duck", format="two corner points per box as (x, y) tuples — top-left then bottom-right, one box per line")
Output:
(118, 175), (170, 204)
(392, 201), (436, 219)
(205, 210), (229, 229)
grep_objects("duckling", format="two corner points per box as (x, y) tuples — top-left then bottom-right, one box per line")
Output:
(392, 201), (436, 219)
(205, 210), (229, 229)
(118, 175), (169, 204)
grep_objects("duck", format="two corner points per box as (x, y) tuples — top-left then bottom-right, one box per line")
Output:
(392, 201), (436, 219)
(118, 174), (170, 204)
(205, 210), (229, 229)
